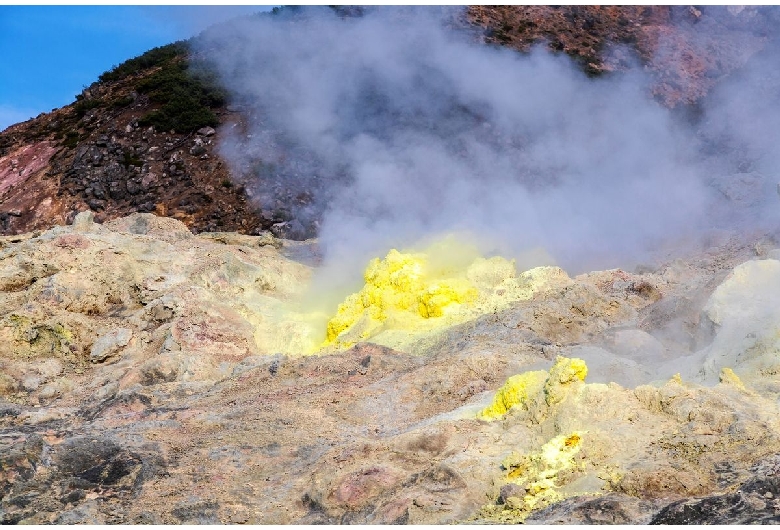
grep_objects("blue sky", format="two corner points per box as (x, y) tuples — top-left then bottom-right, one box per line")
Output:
(0, 6), (273, 131)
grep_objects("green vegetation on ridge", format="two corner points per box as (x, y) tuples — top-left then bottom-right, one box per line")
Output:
(97, 41), (225, 133)
(98, 42), (189, 83)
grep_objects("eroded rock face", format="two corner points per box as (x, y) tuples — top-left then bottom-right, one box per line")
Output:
(1, 214), (779, 523)
(466, 6), (779, 107)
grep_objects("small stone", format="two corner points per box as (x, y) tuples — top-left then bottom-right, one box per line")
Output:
(141, 172), (158, 190)
(190, 145), (207, 156)
(87, 199), (105, 211)
(22, 376), (41, 392)
(126, 179), (141, 195)
(37, 359), (64, 379)
(197, 126), (216, 137)
(0, 373), (19, 396)
(162, 333), (181, 352)
(255, 231), (282, 249)
(95, 381), (119, 401)
(38, 379), (74, 400)
(90, 328), (133, 363)
(498, 483), (526, 505)
(73, 210), (95, 228)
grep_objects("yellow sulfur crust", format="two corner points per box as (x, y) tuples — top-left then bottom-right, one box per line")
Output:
(499, 431), (586, 518)
(320, 238), (569, 350)
(478, 356), (588, 420)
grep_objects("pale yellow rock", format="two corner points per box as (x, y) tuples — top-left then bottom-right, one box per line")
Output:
(545, 357), (588, 405)
(699, 259), (780, 383)
(478, 357), (587, 421)
(719, 367), (748, 392)
(0, 372), (18, 396)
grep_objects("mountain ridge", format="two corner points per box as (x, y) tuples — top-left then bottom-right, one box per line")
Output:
(2, 5), (777, 238)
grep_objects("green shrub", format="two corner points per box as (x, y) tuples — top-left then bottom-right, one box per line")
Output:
(95, 37), (227, 134)
(99, 42), (188, 83)
(137, 61), (226, 107)
(110, 95), (135, 109)
(134, 56), (225, 133)
(63, 131), (80, 149)
(73, 97), (103, 118)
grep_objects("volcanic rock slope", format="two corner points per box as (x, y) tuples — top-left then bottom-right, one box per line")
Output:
(1, 6), (777, 238)
(0, 212), (779, 524)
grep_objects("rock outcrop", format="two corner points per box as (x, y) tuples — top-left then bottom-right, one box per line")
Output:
(1, 213), (780, 523)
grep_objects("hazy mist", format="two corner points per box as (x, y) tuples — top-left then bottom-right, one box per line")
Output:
(196, 6), (780, 275)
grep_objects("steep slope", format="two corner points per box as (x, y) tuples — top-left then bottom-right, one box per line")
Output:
(0, 42), (266, 237)
(1, 5), (777, 238)
(467, 5), (777, 107)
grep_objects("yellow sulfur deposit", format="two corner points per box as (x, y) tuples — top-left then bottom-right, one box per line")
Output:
(3, 314), (76, 359)
(320, 238), (571, 350)
(719, 367), (748, 392)
(477, 370), (548, 421)
(323, 249), (477, 346)
(479, 357), (588, 421)
(496, 431), (586, 520)
(545, 356), (588, 405)
(476, 358), (592, 521)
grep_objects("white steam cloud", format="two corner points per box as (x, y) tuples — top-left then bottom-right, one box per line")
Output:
(196, 7), (780, 274)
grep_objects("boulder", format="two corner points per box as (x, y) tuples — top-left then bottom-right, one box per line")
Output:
(90, 328), (132, 363)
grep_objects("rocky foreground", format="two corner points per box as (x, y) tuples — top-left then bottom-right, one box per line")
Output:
(1, 213), (780, 523)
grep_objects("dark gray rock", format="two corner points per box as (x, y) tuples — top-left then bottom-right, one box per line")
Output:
(651, 476), (780, 524)
(498, 483), (526, 505)
(109, 181), (127, 200)
(270, 219), (309, 240)
(126, 178), (141, 195)
(525, 494), (662, 525)
(190, 145), (207, 156)
(171, 500), (220, 524)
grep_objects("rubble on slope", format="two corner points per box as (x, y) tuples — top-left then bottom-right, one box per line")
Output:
(466, 5), (777, 107)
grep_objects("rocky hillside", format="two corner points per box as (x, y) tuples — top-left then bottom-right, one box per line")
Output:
(0, 41), (266, 237)
(1, 5), (777, 238)
(467, 5), (778, 106)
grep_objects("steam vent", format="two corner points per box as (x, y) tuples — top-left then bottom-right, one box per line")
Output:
(4, 5), (780, 524)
